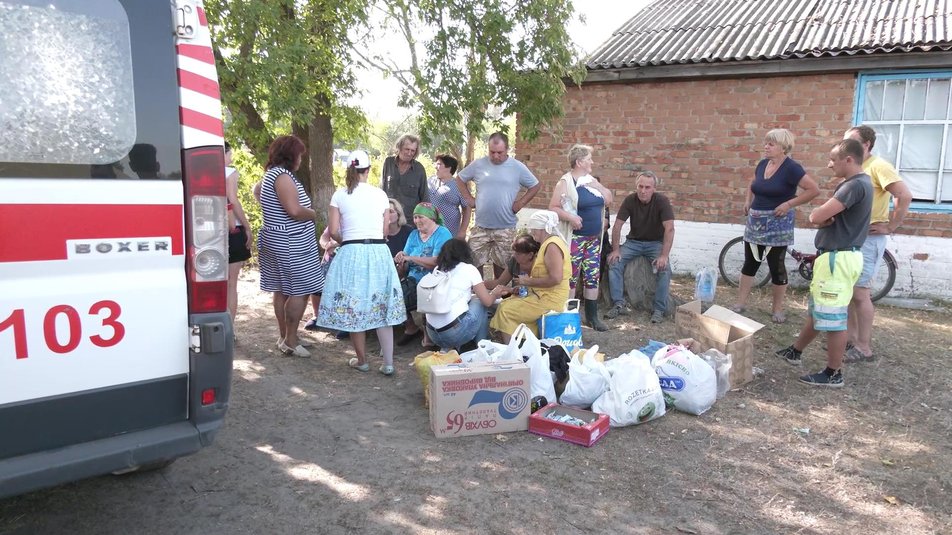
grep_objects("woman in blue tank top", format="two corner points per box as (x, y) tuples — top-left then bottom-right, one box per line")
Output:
(549, 144), (614, 331)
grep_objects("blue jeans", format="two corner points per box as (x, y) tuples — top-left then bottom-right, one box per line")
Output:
(425, 299), (489, 351)
(608, 239), (671, 314)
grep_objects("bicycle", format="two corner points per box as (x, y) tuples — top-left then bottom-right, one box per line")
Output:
(717, 236), (897, 303)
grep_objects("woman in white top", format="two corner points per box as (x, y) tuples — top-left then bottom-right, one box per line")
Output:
(317, 150), (406, 376)
(424, 239), (495, 352)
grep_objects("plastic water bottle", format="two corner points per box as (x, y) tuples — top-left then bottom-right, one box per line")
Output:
(695, 267), (717, 302)
(517, 272), (528, 297)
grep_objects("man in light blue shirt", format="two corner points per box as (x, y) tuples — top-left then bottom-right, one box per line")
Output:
(456, 132), (541, 277)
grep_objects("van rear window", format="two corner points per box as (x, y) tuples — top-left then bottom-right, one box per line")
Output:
(0, 0), (183, 180)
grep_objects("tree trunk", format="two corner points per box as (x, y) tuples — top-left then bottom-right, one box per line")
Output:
(465, 132), (476, 167)
(308, 111), (335, 233)
(601, 256), (681, 315)
(292, 121), (311, 195)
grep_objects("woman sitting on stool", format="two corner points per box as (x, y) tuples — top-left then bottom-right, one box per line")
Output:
(424, 239), (495, 352)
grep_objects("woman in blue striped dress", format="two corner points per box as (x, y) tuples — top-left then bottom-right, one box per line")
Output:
(318, 150), (406, 376)
(257, 135), (323, 357)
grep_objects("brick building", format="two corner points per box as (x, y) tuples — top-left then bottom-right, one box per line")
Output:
(519, 0), (952, 298)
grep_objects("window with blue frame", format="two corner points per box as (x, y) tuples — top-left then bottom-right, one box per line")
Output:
(856, 72), (952, 209)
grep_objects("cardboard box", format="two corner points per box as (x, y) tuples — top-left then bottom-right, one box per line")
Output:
(675, 301), (764, 388)
(528, 404), (609, 447)
(429, 361), (530, 439)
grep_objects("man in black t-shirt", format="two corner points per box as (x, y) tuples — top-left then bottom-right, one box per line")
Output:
(605, 171), (676, 323)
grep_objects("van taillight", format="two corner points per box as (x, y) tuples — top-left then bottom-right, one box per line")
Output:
(183, 146), (227, 314)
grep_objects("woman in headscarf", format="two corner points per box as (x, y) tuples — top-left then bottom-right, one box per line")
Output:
(393, 202), (453, 346)
(488, 210), (571, 343)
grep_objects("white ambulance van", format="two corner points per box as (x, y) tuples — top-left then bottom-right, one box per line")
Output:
(0, 0), (233, 498)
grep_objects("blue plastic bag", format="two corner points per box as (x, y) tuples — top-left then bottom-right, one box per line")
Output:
(538, 299), (582, 351)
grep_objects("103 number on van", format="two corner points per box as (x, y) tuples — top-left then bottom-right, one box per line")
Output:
(0, 301), (125, 359)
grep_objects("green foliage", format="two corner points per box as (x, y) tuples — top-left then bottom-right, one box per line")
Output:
(232, 146), (263, 239)
(373, 0), (585, 157)
(205, 0), (370, 222)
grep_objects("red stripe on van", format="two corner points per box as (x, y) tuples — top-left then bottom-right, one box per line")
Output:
(177, 69), (221, 99)
(197, 7), (208, 26)
(179, 107), (224, 137)
(176, 44), (215, 64)
(0, 204), (184, 263)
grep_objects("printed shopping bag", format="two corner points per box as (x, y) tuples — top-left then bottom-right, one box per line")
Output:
(537, 299), (582, 351)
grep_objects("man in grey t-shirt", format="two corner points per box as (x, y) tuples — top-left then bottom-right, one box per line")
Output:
(775, 139), (872, 389)
(456, 132), (541, 276)
(381, 133), (429, 214)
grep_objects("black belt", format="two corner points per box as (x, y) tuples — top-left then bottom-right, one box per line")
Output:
(818, 247), (860, 254)
(341, 239), (386, 245)
(433, 312), (465, 332)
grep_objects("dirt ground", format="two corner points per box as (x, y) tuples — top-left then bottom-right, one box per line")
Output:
(2, 269), (951, 535)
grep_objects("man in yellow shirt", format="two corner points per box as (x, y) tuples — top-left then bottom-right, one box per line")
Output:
(842, 126), (913, 362)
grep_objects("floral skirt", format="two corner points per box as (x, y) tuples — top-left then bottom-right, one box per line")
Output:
(317, 243), (406, 332)
(744, 208), (794, 247)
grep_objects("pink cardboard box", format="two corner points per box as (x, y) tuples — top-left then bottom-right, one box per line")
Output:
(528, 403), (609, 447)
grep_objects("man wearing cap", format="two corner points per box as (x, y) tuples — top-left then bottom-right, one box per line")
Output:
(841, 125), (913, 363)
(382, 134), (429, 215)
(605, 171), (675, 324)
(456, 132), (542, 277)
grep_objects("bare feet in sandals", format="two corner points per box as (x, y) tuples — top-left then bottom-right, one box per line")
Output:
(771, 311), (786, 324)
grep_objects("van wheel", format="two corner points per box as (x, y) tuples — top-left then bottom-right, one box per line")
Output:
(112, 459), (175, 475)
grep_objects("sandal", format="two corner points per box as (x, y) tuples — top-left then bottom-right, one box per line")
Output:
(771, 311), (786, 324)
(348, 357), (370, 372)
(843, 346), (875, 363)
(379, 364), (395, 376)
(278, 337), (313, 348)
(278, 341), (311, 358)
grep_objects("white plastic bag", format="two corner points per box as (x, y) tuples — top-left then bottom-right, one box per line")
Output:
(592, 351), (666, 427)
(559, 345), (610, 409)
(699, 348), (733, 400)
(506, 324), (556, 403)
(459, 339), (509, 364)
(654, 345), (717, 415)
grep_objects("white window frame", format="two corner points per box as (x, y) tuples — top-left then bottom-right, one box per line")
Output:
(854, 71), (952, 213)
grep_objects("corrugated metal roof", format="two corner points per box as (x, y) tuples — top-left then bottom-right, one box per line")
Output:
(588, 0), (952, 69)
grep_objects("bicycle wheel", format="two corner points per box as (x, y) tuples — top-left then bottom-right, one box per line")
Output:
(869, 249), (897, 303)
(718, 236), (770, 288)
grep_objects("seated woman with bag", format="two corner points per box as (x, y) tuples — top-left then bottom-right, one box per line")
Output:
(394, 202), (452, 346)
(423, 239), (495, 352)
(489, 210), (571, 343)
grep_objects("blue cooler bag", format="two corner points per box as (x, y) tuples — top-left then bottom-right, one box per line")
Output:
(538, 299), (583, 351)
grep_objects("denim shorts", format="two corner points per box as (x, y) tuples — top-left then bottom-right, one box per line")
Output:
(856, 234), (887, 288)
